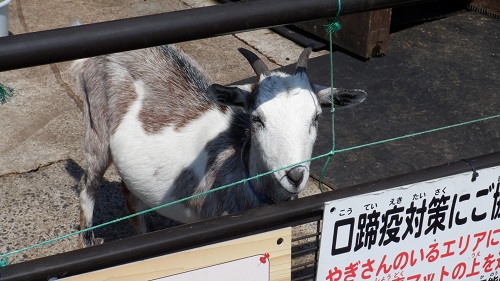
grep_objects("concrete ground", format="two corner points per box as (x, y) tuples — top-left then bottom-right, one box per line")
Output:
(0, 0), (330, 266)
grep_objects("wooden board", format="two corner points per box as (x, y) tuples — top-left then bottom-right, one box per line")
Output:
(471, 0), (500, 16)
(296, 9), (392, 58)
(62, 228), (291, 281)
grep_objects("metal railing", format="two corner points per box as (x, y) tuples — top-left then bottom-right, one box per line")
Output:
(1, 152), (498, 280)
(0, 0), (441, 72)
(0, 1), (486, 280)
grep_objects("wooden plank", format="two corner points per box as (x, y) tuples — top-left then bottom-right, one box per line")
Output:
(470, 0), (500, 16)
(62, 228), (292, 281)
(296, 9), (392, 58)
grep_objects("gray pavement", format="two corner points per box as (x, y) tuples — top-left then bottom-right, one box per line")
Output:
(0, 0), (329, 265)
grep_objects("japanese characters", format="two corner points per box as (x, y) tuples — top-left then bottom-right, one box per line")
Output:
(317, 167), (500, 281)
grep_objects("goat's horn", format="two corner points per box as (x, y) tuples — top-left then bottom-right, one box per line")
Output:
(295, 47), (313, 74)
(238, 48), (270, 77)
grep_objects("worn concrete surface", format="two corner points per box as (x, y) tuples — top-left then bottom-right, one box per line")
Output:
(0, 0), (330, 267)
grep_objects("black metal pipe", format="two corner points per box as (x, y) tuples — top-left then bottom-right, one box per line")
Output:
(0, 0), (438, 72)
(1, 151), (499, 281)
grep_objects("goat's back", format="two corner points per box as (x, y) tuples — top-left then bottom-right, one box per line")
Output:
(72, 45), (218, 134)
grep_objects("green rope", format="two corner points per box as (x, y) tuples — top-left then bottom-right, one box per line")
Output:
(0, 258), (9, 267)
(0, 83), (14, 104)
(326, 0), (342, 33)
(315, 114), (500, 190)
(334, 114), (500, 154)
(0, 154), (327, 262)
(1, 113), (500, 264)
(319, 0), (342, 192)
(1, 0), (499, 260)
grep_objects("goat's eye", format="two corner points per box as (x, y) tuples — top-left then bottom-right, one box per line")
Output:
(251, 114), (264, 127)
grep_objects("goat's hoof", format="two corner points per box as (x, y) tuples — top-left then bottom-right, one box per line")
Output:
(78, 235), (105, 248)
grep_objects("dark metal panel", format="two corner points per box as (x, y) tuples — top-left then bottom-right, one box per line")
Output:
(0, 0), (439, 72)
(1, 151), (499, 281)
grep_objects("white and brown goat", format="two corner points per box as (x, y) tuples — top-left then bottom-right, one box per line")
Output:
(71, 45), (365, 247)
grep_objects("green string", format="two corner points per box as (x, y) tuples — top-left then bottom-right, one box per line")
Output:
(334, 114), (500, 153)
(1, 0), (500, 261)
(318, 0), (342, 193)
(0, 258), (9, 267)
(1, 113), (500, 264)
(326, 0), (342, 33)
(0, 155), (326, 262)
(0, 83), (14, 104)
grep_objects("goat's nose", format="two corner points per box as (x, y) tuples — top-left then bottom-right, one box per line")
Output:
(286, 167), (305, 187)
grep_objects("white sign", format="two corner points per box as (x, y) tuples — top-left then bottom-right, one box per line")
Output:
(317, 166), (500, 281)
(61, 228), (290, 281)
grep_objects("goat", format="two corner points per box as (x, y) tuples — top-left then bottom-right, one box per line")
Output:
(71, 45), (366, 247)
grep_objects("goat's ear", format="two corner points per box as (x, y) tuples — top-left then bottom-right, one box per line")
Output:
(312, 84), (367, 108)
(207, 84), (251, 108)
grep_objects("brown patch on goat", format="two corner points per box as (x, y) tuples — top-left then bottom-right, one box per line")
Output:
(138, 76), (213, 133)
(134, 46), (224, 133)
(77, 57), (139, 135)
(108, 75), (138, 134)
(83, 46), (229, 134)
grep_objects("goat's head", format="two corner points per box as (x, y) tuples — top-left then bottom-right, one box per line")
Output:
(208, 48), (366, 202)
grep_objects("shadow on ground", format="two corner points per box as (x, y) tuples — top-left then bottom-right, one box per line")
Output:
(64, 159), (180, 244)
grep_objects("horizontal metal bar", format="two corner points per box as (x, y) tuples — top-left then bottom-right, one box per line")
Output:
(0, 0), (439, 72)
(292, 260), (318, 270)
(1, 151), (499, 281)
(292, 247), (320, 257)
(293, 273), (317, 281)
(292, 231), (321, 243)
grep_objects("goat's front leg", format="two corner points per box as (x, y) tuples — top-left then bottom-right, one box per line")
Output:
(121, 181), (153, 234)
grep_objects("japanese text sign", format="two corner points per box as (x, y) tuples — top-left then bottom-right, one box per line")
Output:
(317, 166), (500, 281)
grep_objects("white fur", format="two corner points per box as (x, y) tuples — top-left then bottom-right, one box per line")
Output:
(111, 80), (232, 222)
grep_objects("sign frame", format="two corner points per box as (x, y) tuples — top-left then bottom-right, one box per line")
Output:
(62, 228), (291, 281)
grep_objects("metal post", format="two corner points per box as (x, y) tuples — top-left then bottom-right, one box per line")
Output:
(0, 0), (438, 72)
